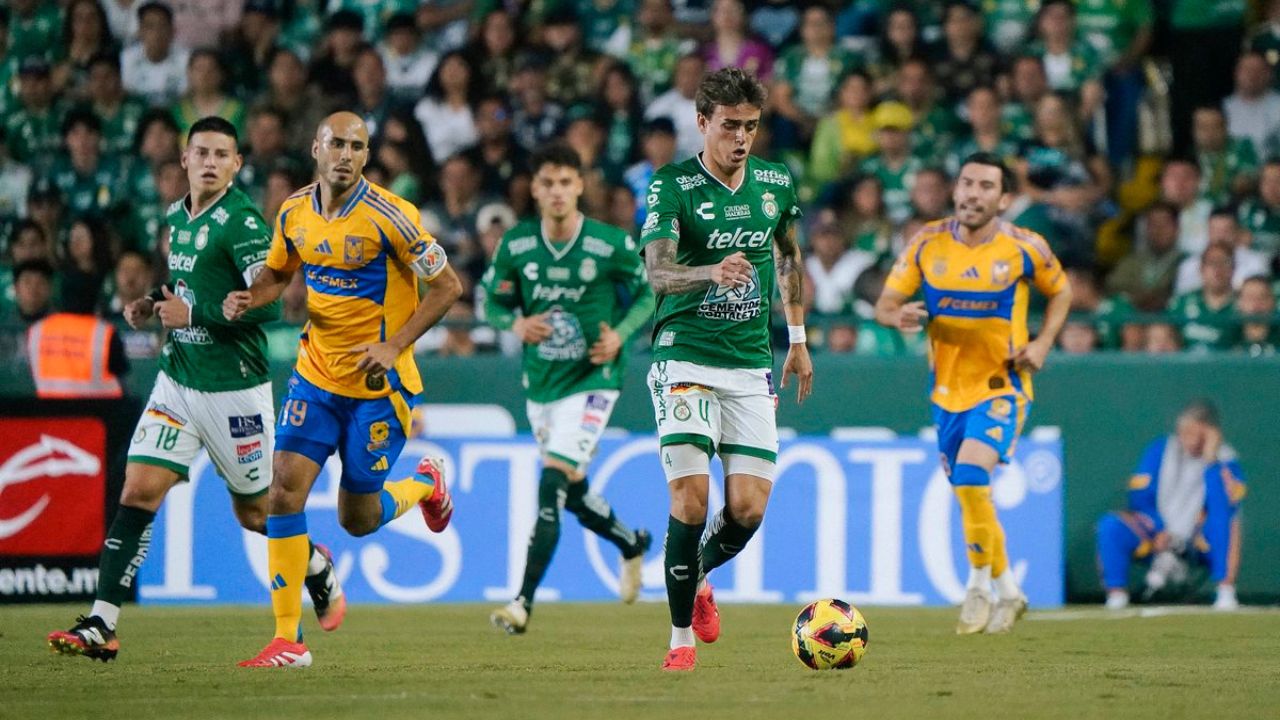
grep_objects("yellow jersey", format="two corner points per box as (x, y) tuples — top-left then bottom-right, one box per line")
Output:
(267, 177), (442, 399)
(884, 218), (1067, 413)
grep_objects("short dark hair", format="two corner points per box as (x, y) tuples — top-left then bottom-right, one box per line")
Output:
(13, 258), (55, 284)
(116, 248), (153, 269)
(695, 67), (767, 119)
(1179, 398), (1220, 429)
(62, 108), (102, 137)
(1209, 205), (1239, 222)
(959, 151), (1015, 193)
(137, 1), (174, 25)
(529, 140), (582, 175)
(187, 115), (239, 147)
(87, 51), (121, 74)
(1145, 200), (1181, 221)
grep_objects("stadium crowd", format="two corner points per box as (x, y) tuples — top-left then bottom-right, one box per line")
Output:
(2, 0), (1279, 364)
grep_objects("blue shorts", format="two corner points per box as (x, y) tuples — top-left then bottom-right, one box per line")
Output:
(275, 373), (415, 494)
(931, 395), (1029, 480)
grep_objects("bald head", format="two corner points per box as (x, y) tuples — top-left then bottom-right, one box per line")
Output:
(313, 111), (370, 195)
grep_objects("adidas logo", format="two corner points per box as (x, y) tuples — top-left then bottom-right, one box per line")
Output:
(370, 456), (389, 472)
(270, 573), (287, 590)
(315, 239), (333, 255)
(961, 266), (980, 280)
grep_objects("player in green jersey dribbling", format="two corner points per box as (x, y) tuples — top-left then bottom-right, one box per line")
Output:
(482, 141), (656, 634)
(47, 117), (343, 662)
(641, 68), (813, 671)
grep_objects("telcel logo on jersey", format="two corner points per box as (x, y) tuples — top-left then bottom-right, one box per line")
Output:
(168, 252), (198, 272)
(706, 225), (774, 250)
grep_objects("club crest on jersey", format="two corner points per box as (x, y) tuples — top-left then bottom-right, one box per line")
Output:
(579, 257), (597, 282)
(344, 236), (367, 264)
(992, 261), (1011, 284)
(761, 192), (779, 219)
(367, 421), (390, 451)
(294, 227), (307, 249)
(194, 225), (209, 250)
(932, 258), (948, 276)
(673, 397), (692, 421)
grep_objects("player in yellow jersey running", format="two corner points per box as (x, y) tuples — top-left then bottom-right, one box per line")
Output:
(225, 112), (463, 667)
(875, 152), (1072, 635)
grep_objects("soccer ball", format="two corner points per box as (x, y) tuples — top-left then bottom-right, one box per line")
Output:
(791, 599), (869, 670)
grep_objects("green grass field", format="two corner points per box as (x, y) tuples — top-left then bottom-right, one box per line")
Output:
(5, 603), (1279, 720)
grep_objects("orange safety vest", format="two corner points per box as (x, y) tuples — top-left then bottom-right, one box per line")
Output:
(26, 313), (124, 399)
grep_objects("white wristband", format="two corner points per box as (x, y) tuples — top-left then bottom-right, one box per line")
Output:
(788, 325), (806, 344)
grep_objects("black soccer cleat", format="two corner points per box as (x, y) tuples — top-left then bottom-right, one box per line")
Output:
(48, 615), (119, 662)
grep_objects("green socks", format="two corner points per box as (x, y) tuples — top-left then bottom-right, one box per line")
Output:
(516, 467), (569, 610)
(664, 515), (705, 628)
(699, 509), (758, 575)
(94, 504), (156, 607)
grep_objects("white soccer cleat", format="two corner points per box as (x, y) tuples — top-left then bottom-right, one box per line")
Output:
(985, 594), (1028, 633)
(1105, 590), (1130, 610)
(490, 600), (529, 634)
(956, 588), (994, 635)
(1213, 585), (1239, 611)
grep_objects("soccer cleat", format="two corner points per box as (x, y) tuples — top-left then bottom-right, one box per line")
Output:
(305, 543), (346, 632)
(1105, 590), (1130, 610)
(47, 615), (119, 662)
(416, 455), (453, 533)
(984, 594), (1028, 634)
(661, 646), (696, 671)
(1214, 585), (1239, 611)
(237, 638), (313, 668)
(619, 529), (652, 604)
(490, 600), (529, 635)
(956, 587), (994, 635)
(692, 583), (720, 643)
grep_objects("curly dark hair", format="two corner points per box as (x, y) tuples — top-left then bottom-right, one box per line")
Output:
(694, 67), (768, 119)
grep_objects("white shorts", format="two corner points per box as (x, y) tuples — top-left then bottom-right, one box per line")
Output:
(648, 360), (778, 465)
(526, 389), (620, 470)
(127, 371), (274, 497)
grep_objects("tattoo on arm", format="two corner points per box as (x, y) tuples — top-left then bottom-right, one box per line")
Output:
(644, 238), (715, 295)
(774, 225), (803, 307)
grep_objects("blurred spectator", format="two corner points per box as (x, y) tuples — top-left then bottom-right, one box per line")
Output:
(308, 10), (364, 103)
(809, 71), (878, 187)
(1168, 0), (1245, 154)
(1058, 320), (1100, 354)
(1107, 201), (1183, 312)
(61, 216), (113, 304)
(981, 0), (1036, 56)
(380, 12), (437, 104)
(420, 153), (487, 262)
(2, 219), (54, 309)
(0, 129), (33, 234)
(266, 271), (307, 360)
(1076, 0), (1154, 169)
(563, 113), (609, 214)
(103, 0), (142, 47)
(465, 10), (517, 94)
(624, 117), (677, 228)
(510, 60), (565, 153)
(120, 1), (191, 106)
(702, 0), (772, 81)
(909, 167), (951, 222)
(1067, 267), (1138, 351)
(0, 11), (14, 119)
(866, 5), (924, 97)
(770, 6), (856, 149)
(86, 53), (149, 159)
(103, 249), (162, 360)
(352, 44), (408, 146)
(26, 183), (67, 255)
(838, 174), (894, 259)
(1004, 54), (1051, 142)
(645, 53), (704, 161)
(607, 184), (638, 236)
(1168, 242), (1240, 353)
(46, 109), (127, 222)
(1237, 159), (1280, 260)
(255, 48), (327, 156)
(1159, 158), (1212, 255)
(1143, 321), (1182, 353)
(888, 58), (957, 162)
(1236, 275), (1277, 356)
(455, 95), (521, 202)
(415, 50), (479, 164)
(542, 7), (604, 107)
(5, 56), (65, 172)
(824, 320), (858, 354)
(262, 163), (304, 221)
(222, 0), (283, 99)
(1248, 0), (1280, 88)
(1173, 208), (1268, 296)
(1222, 51), (1280, 161)
(1016, 93), (1112, 245)
(579, 0), (632, 55)
(1194, 105), (1257, 206)
(805, 222), (873, 317)
(237, 106), (290, 205)
(1096, 399), (1245, 610)
(859, 102), (923, 226)
(168, 0), (243, 49)
(27, 274), (128, 399)
(55, 0), (119, 102)
(595, 63), (644, 184)
(376, 140), (425, 205)
(7, 259), (56, 326)
(628, 0), (695, 104)
(172, 50), (246, 145)
(928, 0), (999, 105)
(8, 0), (61, 63)
(946, 85), (1020, 178)
(1028, 0), (1104, 120)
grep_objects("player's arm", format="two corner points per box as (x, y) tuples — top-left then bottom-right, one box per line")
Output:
(640, 171), (751, 294)
(1014, 240), (1073, 372)
(591, 235), (656, 365)
(874, 237), (928, 331)
(1126, 439), (1167, 546)
(775, 222), (813, 402)
(223, 209), (299, 321)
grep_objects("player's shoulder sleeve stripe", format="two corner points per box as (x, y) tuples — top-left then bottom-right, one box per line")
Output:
(1005, 221), (1055, 262)
(287, 182), (318, 201)
(363, 189), (421, 243)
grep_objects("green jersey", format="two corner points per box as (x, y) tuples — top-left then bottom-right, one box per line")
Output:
(1237, 199), (1280, 257)
(640, 155), (802, 369)
(981, 0), (1040, 53)
(1170, 0), (1244, 30)
(1168, 290), (1239, 352)
(94, 96), (150, 159)
(483, 215), (651, 403)
(1198, 139), (1257, 206)
(1075, 0), (1154, 66)
(774, 45), (861, 118)
(859, 154), (925, 225)
(44, 154), (128, 218)
(159, 186), (280, 392)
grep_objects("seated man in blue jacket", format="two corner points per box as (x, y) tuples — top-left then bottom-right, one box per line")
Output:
(1096, 399), (1246, 610)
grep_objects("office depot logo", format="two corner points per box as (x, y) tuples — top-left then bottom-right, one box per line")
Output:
(0, 419), (105, 556)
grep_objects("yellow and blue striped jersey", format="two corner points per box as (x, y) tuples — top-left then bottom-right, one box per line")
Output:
(267, 177), (442, 399)
(885, 218), (1067, 412)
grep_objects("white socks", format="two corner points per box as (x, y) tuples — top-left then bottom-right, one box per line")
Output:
(966, 565), (992, 591)
(993, 569), (1021, 600)
(90, 600), (120, 630)
(670, 625), (695, 649)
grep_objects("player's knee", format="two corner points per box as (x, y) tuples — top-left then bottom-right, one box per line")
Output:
(726, 497), (766, 529)
(339, 511), (380, 537)
(234, 503), (268, 534)
(119, 479), (167, 511)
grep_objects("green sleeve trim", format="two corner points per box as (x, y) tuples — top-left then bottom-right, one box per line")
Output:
(659, 433), (715, 457)
(719, 443), (777, 463)
(127, 455), (189, 479)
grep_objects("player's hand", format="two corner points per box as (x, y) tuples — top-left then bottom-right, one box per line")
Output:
(348, 342), (400, 376)
(589, 322), (621, 365)
(896, 301), (928, 332)
(155, 286), (191, 328)
(711, 251), (752, 288)
(123, 297), (155, 329)
(1012, 338), (1051, 373)
(223, 290), (252, 321)
(1201, 425), (1223, 463)
(780, 341), (814, 404)
(513, 312), (553, 344)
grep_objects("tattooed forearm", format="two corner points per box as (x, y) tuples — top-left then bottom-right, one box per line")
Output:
(774, 226), (804, 307)
(645, 238), (715, 295)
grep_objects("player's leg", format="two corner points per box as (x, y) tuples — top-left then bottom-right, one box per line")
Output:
(47, 462), (182, 661)
(1096, 512), (1146, 609)
(1201, 467), (1243, 610)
